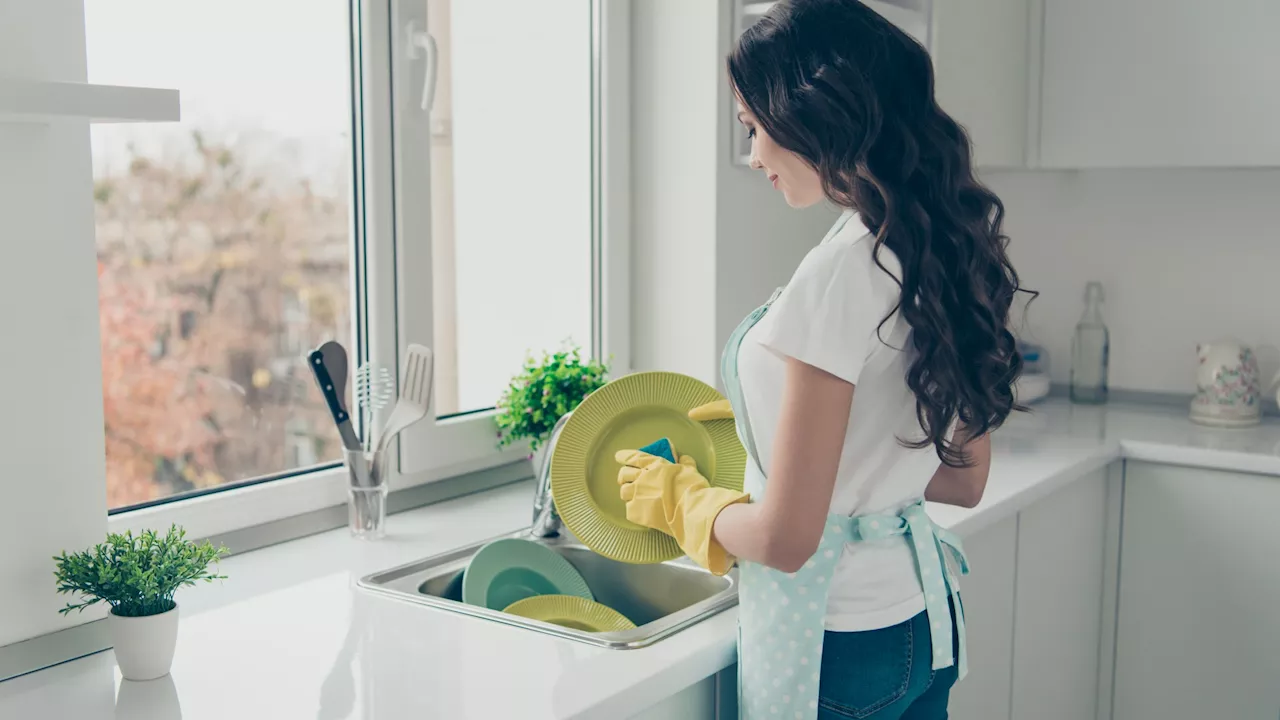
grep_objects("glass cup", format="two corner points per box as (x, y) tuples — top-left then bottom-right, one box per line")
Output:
(343, 448), (389, 540)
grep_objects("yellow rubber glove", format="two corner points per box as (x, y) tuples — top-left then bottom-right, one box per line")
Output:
(615, 449), (748, 575)
(688, 399), (734, 422)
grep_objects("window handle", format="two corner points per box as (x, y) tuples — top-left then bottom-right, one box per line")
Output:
(406, 20), (438, 112)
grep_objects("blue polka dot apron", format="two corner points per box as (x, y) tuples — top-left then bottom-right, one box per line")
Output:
(721, 254), (970, 720)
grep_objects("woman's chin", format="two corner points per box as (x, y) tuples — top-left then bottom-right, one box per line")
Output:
(782, 191), (823, 209)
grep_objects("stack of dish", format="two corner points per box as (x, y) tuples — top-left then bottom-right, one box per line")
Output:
(461, 537), (634, 633)
(457, 370), (747, 633)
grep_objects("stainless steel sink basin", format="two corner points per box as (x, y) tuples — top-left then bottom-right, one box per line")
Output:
(358, 529), (738, 649)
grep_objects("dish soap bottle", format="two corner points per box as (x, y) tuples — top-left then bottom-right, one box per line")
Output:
(1070, 281), (1110, 404)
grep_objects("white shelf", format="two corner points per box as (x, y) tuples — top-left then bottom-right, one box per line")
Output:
(0, 79), (179, 124)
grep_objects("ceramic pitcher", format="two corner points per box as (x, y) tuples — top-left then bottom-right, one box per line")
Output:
(1190, 342), (1262, 427)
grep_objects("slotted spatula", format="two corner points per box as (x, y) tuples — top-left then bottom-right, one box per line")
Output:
(374, 344), (434, 456)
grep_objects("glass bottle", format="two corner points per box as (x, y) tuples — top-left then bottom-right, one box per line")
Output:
(1070, 281), (1110, 404)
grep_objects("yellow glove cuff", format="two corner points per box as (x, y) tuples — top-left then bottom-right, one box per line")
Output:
(671, 486), (749, 576)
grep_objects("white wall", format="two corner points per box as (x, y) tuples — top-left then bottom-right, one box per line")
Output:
(630, 0), (720, 384)
(988, 168), (1280, 395)
(0, 0), (110, 646)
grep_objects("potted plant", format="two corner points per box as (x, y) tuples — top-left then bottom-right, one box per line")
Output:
(53, 524), (226, 681)
(496, 346), (610, 471)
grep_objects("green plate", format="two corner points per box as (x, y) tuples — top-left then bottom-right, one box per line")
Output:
(502, 595), (636, 634)
(462, 538), (593, 611)
(551, 371), (746, 564)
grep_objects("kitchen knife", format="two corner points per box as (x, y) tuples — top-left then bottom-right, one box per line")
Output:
(308, 342), (362, 452)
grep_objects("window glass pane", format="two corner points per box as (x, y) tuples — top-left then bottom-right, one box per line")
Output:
(428, 0), (594, 417)
(86, 0), (354, 509)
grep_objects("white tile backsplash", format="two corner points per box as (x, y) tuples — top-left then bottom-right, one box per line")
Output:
(987, 168), (1280, 396)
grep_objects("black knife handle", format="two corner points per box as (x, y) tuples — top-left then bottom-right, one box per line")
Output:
(309, 349), (350, 426)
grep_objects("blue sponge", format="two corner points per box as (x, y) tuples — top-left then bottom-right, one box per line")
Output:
(638, 437), (676, 463)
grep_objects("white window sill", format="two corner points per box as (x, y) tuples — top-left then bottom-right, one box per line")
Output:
(3, 463), (536, 682)
(109, 439), (531, 543)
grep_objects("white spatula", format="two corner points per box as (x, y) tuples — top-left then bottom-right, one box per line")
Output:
(374, 344), (434, 456)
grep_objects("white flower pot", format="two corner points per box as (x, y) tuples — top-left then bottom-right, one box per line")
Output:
(109, 604), (179, 681)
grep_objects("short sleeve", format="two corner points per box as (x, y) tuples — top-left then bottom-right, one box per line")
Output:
(752, 238), (892, 385)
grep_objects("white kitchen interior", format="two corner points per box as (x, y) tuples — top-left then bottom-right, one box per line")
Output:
(2, 0), (1278, 718)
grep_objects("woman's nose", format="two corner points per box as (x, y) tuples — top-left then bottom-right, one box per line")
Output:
(749, 153), (763, 170)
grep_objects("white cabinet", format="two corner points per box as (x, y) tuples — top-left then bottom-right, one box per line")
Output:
(931, 0), (1037, 168)
(952, 470), (1110, 720)
(1114, 463), (1280, 720)
(631, 675), (717, 719)
(1010, 471), (1108, 720)
(730, 0), (1037, 168)
(947, 515), (1018, 720)
(1040, 0), (1280, 168)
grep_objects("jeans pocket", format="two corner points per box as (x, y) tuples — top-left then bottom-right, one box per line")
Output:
(817, 621), (913, 719)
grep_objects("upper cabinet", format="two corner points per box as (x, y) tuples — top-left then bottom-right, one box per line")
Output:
(930, 0), (1037, 168)
(730, 0), (1034, 169)
(733, 0), (1279, 169)
(1040, 0), (1280, 168)
(873, 0), (1037, 168)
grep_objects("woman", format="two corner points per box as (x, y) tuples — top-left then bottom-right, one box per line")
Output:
(615, 1), (1031, 718)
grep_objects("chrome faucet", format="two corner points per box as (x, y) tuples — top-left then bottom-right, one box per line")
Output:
(530, 412), (572, 538)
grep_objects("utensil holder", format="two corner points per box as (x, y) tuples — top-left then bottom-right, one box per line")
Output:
(343, 448), (389, 540)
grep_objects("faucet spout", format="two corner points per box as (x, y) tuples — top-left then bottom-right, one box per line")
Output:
(530, 412), (572, 538)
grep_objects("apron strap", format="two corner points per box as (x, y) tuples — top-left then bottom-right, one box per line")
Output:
(846, 501), (970, 678)
(721, 289), (782, 479)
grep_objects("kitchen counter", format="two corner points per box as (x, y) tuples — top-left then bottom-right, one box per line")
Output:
(2, 400), (1278, 720)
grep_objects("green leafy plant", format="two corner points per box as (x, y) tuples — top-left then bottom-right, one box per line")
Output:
(496, 346), (610, 453)
(53, 524), (227, 617)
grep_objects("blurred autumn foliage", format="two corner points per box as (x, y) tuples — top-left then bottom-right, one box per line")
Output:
(94, 131), (350, 508)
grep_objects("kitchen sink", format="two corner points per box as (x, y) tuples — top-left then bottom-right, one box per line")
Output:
(358, 529), (738, 649)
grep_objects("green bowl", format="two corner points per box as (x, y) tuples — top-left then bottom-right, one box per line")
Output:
(462, 538), (593, 610)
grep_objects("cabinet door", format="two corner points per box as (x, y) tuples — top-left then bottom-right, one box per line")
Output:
(1114, 463), (1280, 720)
(931, 0), (1032, 168)
(948, 515), (1018, 720)
(630, 675), (716, 719)
(1041, 0), (1280, 168)
(1010, 471), (1108, 720)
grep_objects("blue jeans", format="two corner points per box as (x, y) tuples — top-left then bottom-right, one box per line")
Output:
(817, 597), (960, 719)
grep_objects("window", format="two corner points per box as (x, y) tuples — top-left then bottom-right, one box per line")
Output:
(346, 0), (605, 482)
(422, 0), (595, 418)
(86, 0), (620, 529)
(87, 0), (356, 510)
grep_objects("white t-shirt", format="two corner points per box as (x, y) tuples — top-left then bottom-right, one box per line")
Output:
(737, 210), (945, 632)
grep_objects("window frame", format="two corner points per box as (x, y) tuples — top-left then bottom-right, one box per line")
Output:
(107, 0), (631, 542)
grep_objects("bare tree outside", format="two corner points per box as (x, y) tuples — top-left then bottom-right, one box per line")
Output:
(94, 131), (351, 508)
(87, 0), (353, 508)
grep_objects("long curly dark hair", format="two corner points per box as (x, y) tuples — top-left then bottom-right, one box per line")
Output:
(729, 0), (1035, 467)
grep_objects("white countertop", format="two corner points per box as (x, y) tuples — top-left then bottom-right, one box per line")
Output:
(3, 400), (1278, 720)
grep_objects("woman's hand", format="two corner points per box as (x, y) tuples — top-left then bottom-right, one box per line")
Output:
(923, 430), (990, 508)
(615, 449), (747, 575)
(615, 450), (710, 535)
